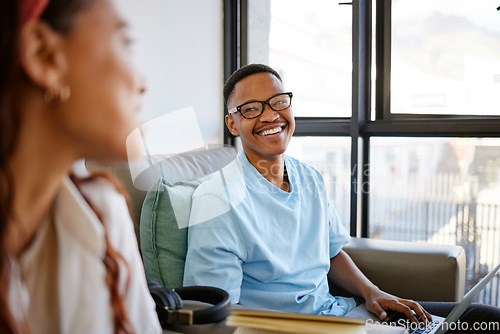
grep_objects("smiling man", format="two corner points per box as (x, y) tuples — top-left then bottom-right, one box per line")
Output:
(183, 64), (429, 321)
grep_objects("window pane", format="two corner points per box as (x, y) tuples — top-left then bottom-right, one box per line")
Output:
(247, 0), (352, 117)
(287, 137), (351, 231)
(391, 1), (500, 115)
(370, 137), (500, 306)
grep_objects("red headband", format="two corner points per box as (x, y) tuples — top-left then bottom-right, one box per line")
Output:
(22, 0), (50, 24)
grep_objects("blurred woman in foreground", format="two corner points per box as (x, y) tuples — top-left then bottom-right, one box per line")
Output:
(0, 0), (161, 332)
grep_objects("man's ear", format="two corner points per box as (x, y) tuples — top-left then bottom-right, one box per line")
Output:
(225, 114), (240, 137)
(19, 20), (67, 94)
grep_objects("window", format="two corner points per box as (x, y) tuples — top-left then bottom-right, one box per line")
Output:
(247, 0), (352, 117)
(369, 137), (500, 304)
(391, 0), (500, 116)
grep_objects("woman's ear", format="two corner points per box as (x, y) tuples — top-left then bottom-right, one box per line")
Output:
(225, 114), (240, 137)
(19, 20), (67, 95)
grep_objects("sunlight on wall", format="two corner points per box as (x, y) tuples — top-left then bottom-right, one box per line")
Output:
(116, 0), (224, 145)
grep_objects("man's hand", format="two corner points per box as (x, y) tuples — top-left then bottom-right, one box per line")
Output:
(363, 287), (432, 324)
(328, 250), (432, 324)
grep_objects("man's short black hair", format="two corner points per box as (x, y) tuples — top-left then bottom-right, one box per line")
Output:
(223, 63), (282, 106)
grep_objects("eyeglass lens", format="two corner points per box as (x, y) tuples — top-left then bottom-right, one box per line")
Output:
(240, 93), (291, 119)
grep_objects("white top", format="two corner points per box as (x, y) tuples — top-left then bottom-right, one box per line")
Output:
(8, 176), (162, 334)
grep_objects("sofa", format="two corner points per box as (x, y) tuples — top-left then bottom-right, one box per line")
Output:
(87, 147), (466, 330)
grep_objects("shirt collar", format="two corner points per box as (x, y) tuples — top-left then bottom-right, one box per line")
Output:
(52, 177), (106, 259)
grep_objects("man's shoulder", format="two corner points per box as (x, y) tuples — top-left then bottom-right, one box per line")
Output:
(193, 156), (244, 196)
(188, 157), (248, 228)
(285, 155), (323, 179)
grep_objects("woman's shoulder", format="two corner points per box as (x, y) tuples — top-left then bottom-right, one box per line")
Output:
(69, 174), (135, 245)
(77, 174), (128, 214)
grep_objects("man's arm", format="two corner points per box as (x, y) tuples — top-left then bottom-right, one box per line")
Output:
(183, 239), (244, 303)
(328, 250), (431, 323)
(183, 193), (245, 303)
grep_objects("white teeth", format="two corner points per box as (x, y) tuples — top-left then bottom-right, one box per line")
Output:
(260, 126), (283, 136)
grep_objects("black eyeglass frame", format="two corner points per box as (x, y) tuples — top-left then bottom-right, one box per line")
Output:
(227, 92), (293, 119)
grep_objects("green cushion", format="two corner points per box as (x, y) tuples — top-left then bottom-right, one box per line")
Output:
(140, 175), (210, 288)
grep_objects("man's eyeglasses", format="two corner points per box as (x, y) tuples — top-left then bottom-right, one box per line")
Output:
(228, 92), (293, 119)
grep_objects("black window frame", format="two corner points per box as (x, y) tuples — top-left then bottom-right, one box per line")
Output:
(223, 0), (500, 237)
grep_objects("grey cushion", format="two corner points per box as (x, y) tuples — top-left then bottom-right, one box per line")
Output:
(132, 145), (237, 191)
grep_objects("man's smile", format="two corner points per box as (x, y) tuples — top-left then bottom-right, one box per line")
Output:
(256, 124), (286, 136)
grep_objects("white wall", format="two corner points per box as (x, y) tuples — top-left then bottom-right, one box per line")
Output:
(116, 0), (224, 145)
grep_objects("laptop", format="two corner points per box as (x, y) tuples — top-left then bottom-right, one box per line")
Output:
(346, 264), (500, 334)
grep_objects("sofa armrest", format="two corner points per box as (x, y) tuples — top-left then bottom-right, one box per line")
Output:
(329, 238), (466, 302)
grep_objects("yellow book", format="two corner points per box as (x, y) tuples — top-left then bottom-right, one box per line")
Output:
(227, 310), (366, 334)
(228, 310), (409, 334)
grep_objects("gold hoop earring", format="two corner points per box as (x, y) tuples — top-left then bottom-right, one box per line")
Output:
(59, 85), (71, 102)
